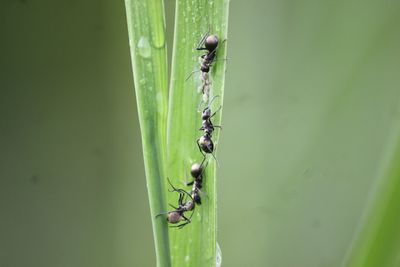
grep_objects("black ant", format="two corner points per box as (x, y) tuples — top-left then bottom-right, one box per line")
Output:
(197, 96), (221, 163)
(196, 34), (219, 74)
(186, 32), (221, 97)
(200, 98), (222, 135)
(186, 162), (206, 205)
(156, 178), (195, 229)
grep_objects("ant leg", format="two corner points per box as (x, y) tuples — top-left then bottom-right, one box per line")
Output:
(166, 177), (176, 188)
(213, 58), (229, 63)
(166, 178), (189, 204)
(167, 178), (195, 203)
(199, 159), (209, 174)
(207, 95), (220, 108)
(170, 223), (186, 229)
(175, 222), (189, 229)
(169, 215), (191, 229)
(197, 138), (205, 156)
(210, 105), (222, 118)
(187, 207), (195, 221)
(213, 125), (222, 130)
(195, 29), (210, 50)
(186, 181), (194, 186)
(182, 214), (191, 222)
(210, 150), (220, 167)
(175, 189), (193, 203)
(168, 204), (178, 210)
(208, 58), (229, 69)
(155, 211), (170, 218)
(177, 192), (185, 205)
(166, 177), (191, 197)
(200, 156), (209, 167)
(178, 215), (192, 229)
(197, 97), (208, 113)
(167, 177), (182, 194)
(213, 154), (220, 167)
(200, 156), (208, 169)
(185, 70), (201, 81)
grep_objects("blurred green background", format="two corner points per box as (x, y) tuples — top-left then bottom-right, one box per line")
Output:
(1, 0), (400, 266)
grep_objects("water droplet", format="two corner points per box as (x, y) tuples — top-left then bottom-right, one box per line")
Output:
(156, 92), (162, 103)
(216, 242), (222, 267)
(185, 255), (190, 262)
(137, 37), (151, 58)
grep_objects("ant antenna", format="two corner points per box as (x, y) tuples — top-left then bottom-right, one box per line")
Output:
(210, 105), (222, 119)
(210, 150), (220, 167)
(195, 27), (211, 50)
(155, 211), (169, 218)
(185, 69), (201, 82)
(167, 177), (193, 198)
(206, 95), (220, 109)
(199, 159), (209, 175)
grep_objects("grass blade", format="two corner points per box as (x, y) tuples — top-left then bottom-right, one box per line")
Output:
(166, 0), (230, 266)
(124, 0), (170, 266)
(345, 119), (400, 267)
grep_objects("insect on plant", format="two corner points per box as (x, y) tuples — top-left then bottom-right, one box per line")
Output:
(197, 95), (222, 164)
(186, 162), (207, 205)
(124, 0), (230, 263)
(186, 30), (224, 105)
(156, 178), (195, 229)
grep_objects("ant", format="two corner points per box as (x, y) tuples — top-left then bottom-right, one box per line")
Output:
(196, 33), (219, 75)
(156, 178), (195, 229)
(197, 96), (222, 163)
(200, 97), (222, 135)
(186, 162), (206, 205)
(187, 31), (228, 110)
(186, 32), (222, 97)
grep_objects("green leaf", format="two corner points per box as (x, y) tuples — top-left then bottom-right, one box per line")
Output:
(166, 0), (230, 266)
(345, 126), (400, 267)
(124, 0), (170, 266)
(124, 0), (230, 265)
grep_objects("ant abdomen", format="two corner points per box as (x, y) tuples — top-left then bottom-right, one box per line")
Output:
(198, 135), (214, 154)
(204, 35), (219, 52)
(167, 211), (184, 224)
(191, 163), (204, 178)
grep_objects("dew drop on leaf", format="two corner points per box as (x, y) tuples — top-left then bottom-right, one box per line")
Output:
(216, 242), (222, 267)
(137, 36), (151, 58)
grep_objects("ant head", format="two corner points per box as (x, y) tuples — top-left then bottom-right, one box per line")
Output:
(205, 35), (219, 51)
(191, 163), (204, 178)
(201, 108), (211, 120)
(193, 193), (202, 205)
(167, 211), (183, 224)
